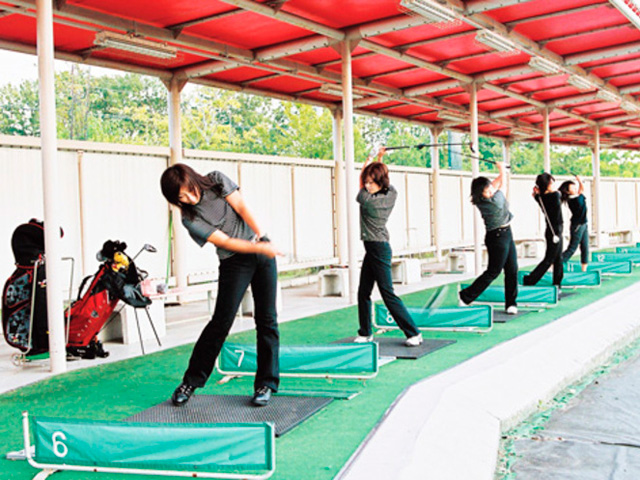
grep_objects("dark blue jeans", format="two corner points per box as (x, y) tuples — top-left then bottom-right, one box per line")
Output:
(358, 241), (420, 338)
(183, 253), (279, 392)
(459, 225), (518, 309)
(523, 228), (564, 286)
(562, 223), (589, 265)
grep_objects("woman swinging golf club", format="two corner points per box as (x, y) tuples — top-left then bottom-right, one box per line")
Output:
(161, 164), (280, 407)
(522, 173), (564, 287)
(354, 147), (423, 347)
(458, 161), (519, 314)
(559, 175), (589, 272)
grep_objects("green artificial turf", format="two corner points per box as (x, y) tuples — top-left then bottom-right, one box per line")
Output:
(2, 263), (639, 480)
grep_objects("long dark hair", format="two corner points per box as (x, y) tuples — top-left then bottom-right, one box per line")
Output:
(470, 176), (492, 205)
(535, 172), (555, 193)
(361, 162), (390, 191)
(558, 180), (574, 203)
(160, 163), (215, 218)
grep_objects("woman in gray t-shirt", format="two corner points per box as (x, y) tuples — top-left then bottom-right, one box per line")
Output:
(160, 163), (280, 408)
(355, 148), (422, 347)
(459, 162), (519, 314)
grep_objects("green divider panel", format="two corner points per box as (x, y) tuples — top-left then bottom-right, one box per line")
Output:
(374, 303), (491, 331)
(592, 252), (640, 265)
(218, 343), (377, 378)
(462, 284), (558, 306)
(566, 261), (632, 275)
(517, 271), (601, 287)
(32, 416), (274, 473)
(616, 246), (640, 254)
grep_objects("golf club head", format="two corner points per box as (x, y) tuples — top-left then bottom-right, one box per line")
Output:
(552, 235), (560, 244)
(144, 244), (157, 253)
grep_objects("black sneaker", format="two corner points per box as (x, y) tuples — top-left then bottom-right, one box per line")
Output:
(171, 383), (195, 406)
(252, 386), (272, 407)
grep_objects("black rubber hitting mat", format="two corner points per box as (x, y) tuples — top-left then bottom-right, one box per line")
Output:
(334, 337), (455, 359)
(124, 395), (333, 436)
(493, 310), (533, 324)
(559, 290), (578, 300)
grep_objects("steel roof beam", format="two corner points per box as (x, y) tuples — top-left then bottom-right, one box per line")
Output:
(404, 79), (461, 97)
(166, 9), (243, 31)
(539, 23), (631, 47)
(255, 35), (338, 62)
(586, 55), (640, 73)
(345, 15), (431, 39)
(620, 83), (640, 95)
(566, 42), (640, 66)
(489, 104), (537, 118)
(466, 0), (530, 15)
(504, 2), (610, 28)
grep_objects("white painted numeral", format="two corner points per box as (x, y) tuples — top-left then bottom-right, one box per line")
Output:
(52, 431), (68, 458)
(597, 254), (605, 262)
(386, 313), (394, 325)
(234, 349), (245, 367)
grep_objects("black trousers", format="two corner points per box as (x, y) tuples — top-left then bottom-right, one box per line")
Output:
(357, 241), (420, 338)
(561, 223), (589, 265)
(523, 228), (564, 286)
(182, 253), (279, 392)
(459, 225), (518, 309)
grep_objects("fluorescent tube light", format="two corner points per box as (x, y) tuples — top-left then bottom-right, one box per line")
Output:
(528, 57), (563, 75)
(399, 0), (458, 23)
(475, 30), (518, 54)
(94, 31), (177, 59)
(610, 0), (640, 30)
(622, 101), (640, 112)
(596, 89), (620, 103)
(567, 75), (595, 91)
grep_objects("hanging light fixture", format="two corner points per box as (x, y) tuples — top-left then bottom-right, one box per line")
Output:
(399, 0), (458, 23)
(567, 75), (596, 91)
(475, 30), (518, 54)
(528, 57), (563, 75)
(94, 31), (177, 59)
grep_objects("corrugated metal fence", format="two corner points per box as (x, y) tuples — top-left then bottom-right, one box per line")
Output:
(1, 135), (638, 292)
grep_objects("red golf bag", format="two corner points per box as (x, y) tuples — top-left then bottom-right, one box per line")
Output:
(65, 240), (151, 358)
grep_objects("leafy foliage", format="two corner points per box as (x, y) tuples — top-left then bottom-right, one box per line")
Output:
(1, 66), (639, 176)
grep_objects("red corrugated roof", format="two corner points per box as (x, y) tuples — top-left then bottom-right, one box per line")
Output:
(1, 0), (639, 148)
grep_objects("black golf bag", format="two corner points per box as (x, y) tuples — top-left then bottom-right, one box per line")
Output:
(2, 219), (51, 355)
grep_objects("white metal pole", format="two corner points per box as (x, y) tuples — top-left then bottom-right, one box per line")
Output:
(430, 128), (442, 261)
(167, 78), (189, 293)
(342, 42), (360, 304)
(469, 83), (482, 275)
(592, 127), (601, 247)
(333, 109), (348, 265)
(37, 0), (66, 374)
(543, 108), (551, 173)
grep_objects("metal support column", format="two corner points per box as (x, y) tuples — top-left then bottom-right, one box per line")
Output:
(167, 78), (188, 294)
(592, 127), (602, 247)
(543, 108), (551, 173)
(333, 109), (348, 265)
(430, 128), (442, 262)
(503, 140), (512, 202)
(469, 83), (482, 275)
(37, 0), (66, 373)
(341, 42), (360, 304)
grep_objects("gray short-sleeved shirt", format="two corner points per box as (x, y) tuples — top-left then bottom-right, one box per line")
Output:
(476, 189), (514, 232)
(356, 185), (397, 242)
(181, 171), (255, 260)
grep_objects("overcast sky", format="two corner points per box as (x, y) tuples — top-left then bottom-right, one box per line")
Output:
(0, 49), (125, 87)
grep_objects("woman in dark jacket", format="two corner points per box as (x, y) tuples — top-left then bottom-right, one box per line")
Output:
(559, 175), (589, 272)
(522, 173), (564, 287)
(160, 163), (280, 407)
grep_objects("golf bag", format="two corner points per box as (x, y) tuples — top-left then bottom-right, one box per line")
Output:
(2, 220), (51, 355)
(66, 240), (151, 358)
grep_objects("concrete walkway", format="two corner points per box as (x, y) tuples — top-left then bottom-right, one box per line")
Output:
(0, 268), (478, 394)
(337, 281), (640, 480)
